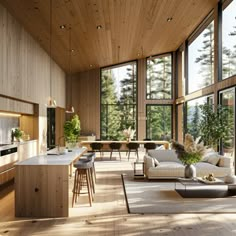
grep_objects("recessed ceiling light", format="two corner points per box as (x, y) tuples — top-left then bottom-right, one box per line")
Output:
(96, 25), (102, 30)
(71, 49), (74, 53)
(167, 17), (173, 22)
(137, 53), (140, 57)
(60, 25), (66, 29)
(89, 64), (93, 67)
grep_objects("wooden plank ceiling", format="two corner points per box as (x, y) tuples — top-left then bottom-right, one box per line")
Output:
(1, 0), (219, 73)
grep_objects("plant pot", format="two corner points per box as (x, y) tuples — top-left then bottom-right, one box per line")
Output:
(66, 142), (77, 150)
(184, 164), (196, 179)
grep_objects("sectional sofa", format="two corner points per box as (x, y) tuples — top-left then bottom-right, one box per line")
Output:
(144, 150), (232, 179)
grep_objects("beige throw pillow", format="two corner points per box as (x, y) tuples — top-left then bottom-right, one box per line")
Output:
(153, 157), (160, 167)
(201, 153), (220, 166)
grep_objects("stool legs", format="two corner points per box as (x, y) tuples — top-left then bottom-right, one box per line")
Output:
(72, 168), (94, 207)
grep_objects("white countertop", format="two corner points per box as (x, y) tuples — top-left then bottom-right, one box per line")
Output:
(15, 147), (87, 166)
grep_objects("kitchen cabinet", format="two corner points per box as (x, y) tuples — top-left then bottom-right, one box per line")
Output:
(17, 140), (38, 162)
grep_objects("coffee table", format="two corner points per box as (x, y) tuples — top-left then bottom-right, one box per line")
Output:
(175, 178), (236, 198)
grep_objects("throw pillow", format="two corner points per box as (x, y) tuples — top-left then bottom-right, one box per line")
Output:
(201, 153), (220, 166)
(156, 145), (165, 150)
(152, 157), (160, 167)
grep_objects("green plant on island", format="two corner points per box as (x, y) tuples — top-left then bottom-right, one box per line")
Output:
(171, 134), (206, 165)
(64, 115), (81, 146)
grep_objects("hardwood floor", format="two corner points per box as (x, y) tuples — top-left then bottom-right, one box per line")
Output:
(1, 152), (236, 235)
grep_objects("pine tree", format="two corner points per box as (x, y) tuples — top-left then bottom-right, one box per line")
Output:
(147, 56), (172, 99)
(195, 22), (214, 87)
(146, 106), (171, 140)
(101, 70), (121, 140)
(188, 103), (201, 139)
(222, 15), (236, 79)
(119, 64), (137, 136)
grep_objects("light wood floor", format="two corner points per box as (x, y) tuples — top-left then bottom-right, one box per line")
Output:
(1, 152), (236, 235)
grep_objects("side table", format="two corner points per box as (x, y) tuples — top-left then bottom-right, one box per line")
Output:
(133, 161), (144, 179)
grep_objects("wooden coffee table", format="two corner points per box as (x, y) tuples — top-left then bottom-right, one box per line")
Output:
(175, 178), (236, 198)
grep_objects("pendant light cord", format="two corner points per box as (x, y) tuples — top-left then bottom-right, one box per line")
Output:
(50, 0), (52, 99)
(69, 26), (72, 106)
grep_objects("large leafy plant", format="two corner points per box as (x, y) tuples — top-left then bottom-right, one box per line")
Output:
(64, 115), (80, 143)
(199, 104), (233, 148)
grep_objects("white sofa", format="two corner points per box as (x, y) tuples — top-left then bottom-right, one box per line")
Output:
(144, 150), (232, 179)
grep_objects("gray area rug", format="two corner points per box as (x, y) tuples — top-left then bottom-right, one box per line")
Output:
(122, 174), (236, 214)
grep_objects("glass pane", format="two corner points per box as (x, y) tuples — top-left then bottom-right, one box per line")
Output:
(146, 55), (172, 99)
(187, 95), (214, 139)
(146, 105), (172, 140)
(188, 21), (214, 93)
(101, 62), (137, 140)
(220, 89), (235, 158)
(222, 0), (236, 80)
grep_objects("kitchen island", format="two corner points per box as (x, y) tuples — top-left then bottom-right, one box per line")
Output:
(15, 147), (87, 218)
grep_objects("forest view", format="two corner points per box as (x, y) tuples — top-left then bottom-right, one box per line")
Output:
(101, 62), (137, 140)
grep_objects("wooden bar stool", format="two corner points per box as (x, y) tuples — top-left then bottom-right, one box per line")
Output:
(72, 159), (94, 207)
(80, 152), (96, 192)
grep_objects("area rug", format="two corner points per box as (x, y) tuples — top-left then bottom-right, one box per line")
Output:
(122, 174), (236, 214)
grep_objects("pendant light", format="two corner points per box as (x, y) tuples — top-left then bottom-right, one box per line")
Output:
(46, 0), (57, 108)
(66, 26), (74, 113)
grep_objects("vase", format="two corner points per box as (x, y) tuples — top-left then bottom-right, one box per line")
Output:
(184, 164), (196, 179)
(127, 137), (131, 142)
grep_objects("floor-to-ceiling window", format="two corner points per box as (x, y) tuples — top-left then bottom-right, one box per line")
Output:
(146, 54), (172, 99)
(186, 95), (214, 139)
(222, 0), (236, 80)
(219, 88), (235, 158)
(146, 105), (172, 141)
(188, 20), (214, 93)
(146, 53), (173, 140)
(100, 61), (137, 140)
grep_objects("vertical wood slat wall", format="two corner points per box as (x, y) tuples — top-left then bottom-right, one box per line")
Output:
(0, 4), (66, 109)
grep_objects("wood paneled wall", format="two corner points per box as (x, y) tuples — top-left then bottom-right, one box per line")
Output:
(68, 69), (100, 139)
(0, 3), (66, 152)
(0, 3), (66, 108)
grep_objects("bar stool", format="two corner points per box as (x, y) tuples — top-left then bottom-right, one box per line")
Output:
(80, 152), (96, 190)
(109, 142), (122, 160)
(144, 142), (156, 153)
(126, 143), (140, 161)
(72, 159), (94, 207)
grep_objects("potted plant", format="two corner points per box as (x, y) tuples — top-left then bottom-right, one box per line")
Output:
(12, 128), (23, 142)
(199, 104), (233, 150)
(172, 133), (206, 178)
(64, 114), (80, 149)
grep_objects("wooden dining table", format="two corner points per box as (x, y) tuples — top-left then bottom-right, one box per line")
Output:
(80, 140), (170, 151)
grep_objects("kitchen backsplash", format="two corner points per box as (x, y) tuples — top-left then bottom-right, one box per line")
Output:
(0, 117), (19, 143)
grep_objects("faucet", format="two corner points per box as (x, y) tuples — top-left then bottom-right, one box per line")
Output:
(57, 136), (65, 153)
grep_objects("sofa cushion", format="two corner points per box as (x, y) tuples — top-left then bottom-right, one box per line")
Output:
(148, 162), (185, 178)
(195, 162), (232, 177)
(148, 150), (181, 163)
(201, 152), (220, 166)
